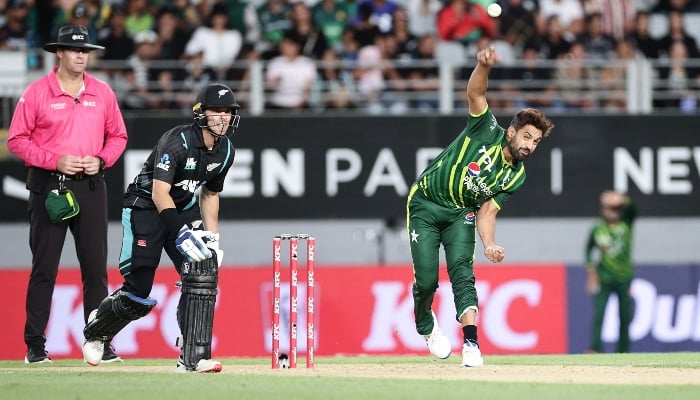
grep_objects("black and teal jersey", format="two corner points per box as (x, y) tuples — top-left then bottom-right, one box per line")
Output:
(415, 108), (526, 209)
(123, 123), (235, 211)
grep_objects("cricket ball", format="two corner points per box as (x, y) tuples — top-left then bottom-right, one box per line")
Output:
(487, 3), (502, 18)
(278, 353), (290, 369)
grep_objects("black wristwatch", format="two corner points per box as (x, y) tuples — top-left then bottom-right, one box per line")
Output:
(98, 157), (105, 171)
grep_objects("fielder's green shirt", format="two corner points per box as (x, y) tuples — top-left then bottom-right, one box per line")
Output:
(415, 108), (526, 209)
(585, 202), (637, 283)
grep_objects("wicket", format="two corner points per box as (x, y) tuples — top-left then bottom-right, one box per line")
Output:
(272, 234), (315, 369)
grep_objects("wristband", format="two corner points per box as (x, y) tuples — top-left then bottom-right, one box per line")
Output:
(159, 208), (187, 234)
(98, 157), (106, 171)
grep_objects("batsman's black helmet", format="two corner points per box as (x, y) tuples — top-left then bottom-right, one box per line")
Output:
(192, 83), (241, 135)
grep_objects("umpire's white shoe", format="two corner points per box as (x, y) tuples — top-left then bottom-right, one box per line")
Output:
(175, 357), (223, 373)
(461, 340), (484, 367)
(424, 311), (451, 359)
(83, 340), (105, 366)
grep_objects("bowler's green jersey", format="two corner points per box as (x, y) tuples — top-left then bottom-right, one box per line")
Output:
(415, 108), (526, 209)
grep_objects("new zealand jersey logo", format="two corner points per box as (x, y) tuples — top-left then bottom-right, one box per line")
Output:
(184, 158), (197, 170)
(156, 154), (171, 171)
(174, 179), (199, 193)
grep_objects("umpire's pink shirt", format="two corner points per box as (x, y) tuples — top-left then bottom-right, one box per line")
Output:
(7, 67), (128, 170)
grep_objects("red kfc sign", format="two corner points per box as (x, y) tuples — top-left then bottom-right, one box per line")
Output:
(0, 264), (566, 360)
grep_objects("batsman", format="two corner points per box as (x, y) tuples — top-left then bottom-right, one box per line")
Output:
(82, 83), (241, 373)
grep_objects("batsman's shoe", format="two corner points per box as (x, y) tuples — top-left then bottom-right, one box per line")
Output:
(82, 340), (105, 366)
(25, 346), (52, 364)
(461, 339), (484, 367)
(424, 311), (451, 359)
(101, 343), (123, 363)
(175, 356), (223, 373)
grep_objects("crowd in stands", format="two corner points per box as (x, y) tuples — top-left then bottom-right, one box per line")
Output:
(1, 0), (700, 113)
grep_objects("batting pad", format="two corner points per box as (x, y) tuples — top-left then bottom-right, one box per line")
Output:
(179, 254), (218, 370)
(84, 291), (157, 341)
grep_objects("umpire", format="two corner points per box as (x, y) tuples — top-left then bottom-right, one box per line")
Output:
(7, 25), (128, 364)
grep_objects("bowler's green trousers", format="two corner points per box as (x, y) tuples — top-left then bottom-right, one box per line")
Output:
(407, 185), (478, 336)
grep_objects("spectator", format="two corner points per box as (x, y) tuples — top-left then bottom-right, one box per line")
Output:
(70, 1), (112, 42)
(125, 30), (162, 109)
(404, 0), (442, 37)
(538, 0), (585, 39)
(553, 41), (598, 110)
(96, 4), (135, 75)
(0, 0), (37, 53)
(655, 41), (700, 112)
(286, 2), (330, 60)
(315, 49), (357, 110)
(68, 2), (95, 40)
(339, 25), (361, 65)
(498, 0), (539, 50)
(353, 0), (401, 34)
(582, 0), (636, 41)
(312, 0), (355, 51)
(354, 2), (382, 48)
(580, 12), (616, 61)
(152, 69), (183, 110)
(539, 15), (573, 60)
(392, 6), (419, 60)
(375, 32), (410, 113)
(170, 0), (204, 32)
(181, 51), (218, 108)
(156, 5), (191, 61)
(184, 3), (243, 80)
(406, 34), (440, 112)
(125, 0), (155, 37)
(354, 43), (387, 112)
(653, 0), (698, 12)
(257, 0), (293, 58)
(626, 11), (661, 59)
(657, 9), (700, 59)
(436, 0), (496, 47)
(502, 42), (562, 111)
(599, 38), (639, 110)
(265, 31), (318, 110)
(225, 43), (261, 109)
(223, 0), (261, 44)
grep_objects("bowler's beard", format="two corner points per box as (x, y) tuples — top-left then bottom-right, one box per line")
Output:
(507, 141), (531, 162)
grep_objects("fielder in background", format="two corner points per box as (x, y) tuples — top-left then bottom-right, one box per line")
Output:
(82, 83), (241, 373)
(407, 45), (554, 367)
(584, 190), (637, 353)
(7, 25), (128, 365)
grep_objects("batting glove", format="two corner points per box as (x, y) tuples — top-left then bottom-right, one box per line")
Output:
(175, 225), (212, 262)
(205, 233), (224, 268)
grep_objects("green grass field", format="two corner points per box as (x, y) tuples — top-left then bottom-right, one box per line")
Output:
(2, 353), (699, 400)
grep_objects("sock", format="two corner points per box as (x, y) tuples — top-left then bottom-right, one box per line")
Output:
(463, 325), (478, 343)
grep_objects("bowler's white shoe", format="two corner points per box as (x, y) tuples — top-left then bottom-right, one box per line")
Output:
(461, 340), (484, 367)
(424, 311), (451, 359)
(82, 340), (105, 366)
(175, 356), (223, 373)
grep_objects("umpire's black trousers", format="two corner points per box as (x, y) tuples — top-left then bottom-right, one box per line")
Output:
(24, 167), (109, 348)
